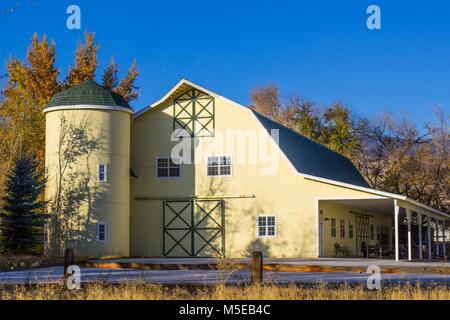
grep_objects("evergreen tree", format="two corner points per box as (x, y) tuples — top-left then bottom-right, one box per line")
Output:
(0, 156), (46, 255)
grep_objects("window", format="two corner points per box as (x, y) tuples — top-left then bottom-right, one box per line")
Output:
(97, 223), (106, 242)
(207, 156), (232, 177)
(340, 220), (345, 238)
(98, 164), (108, 182)
(157, 157), (181, 178)
(376, 226), (381, 241)
(331, 218), (336, 238)
(257, 215), (277, 238)
(370, 224), (374, 240)
(349, 221), (354, 239)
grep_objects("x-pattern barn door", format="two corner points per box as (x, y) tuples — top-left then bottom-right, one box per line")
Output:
(173, 89), (215, 137)
(163, 199), (225, 257)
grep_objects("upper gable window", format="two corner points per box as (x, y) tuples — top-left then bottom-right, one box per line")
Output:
(157, 157), (181, 178)
(173, 89), (215, 138)
(207, 156), (232, 177)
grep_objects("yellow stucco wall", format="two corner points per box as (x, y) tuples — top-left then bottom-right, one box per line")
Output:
(130, 90), (387, 258)
(45, 108), (130, 258)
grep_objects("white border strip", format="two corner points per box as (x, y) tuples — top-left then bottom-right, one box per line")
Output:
(43, 104), (133, 114)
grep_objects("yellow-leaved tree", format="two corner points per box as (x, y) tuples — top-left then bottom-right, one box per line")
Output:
(0, 31), (139, 203)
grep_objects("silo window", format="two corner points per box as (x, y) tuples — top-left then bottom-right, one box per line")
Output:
(98, 164), (108, 182)
(97, 223), (107, 242)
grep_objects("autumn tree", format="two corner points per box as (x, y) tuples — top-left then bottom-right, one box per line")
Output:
(250, 84), (358, 158)
(66, 32), (99, 86)
(250, 84), (282, 123)
(102, 57), (119, 90)
(0, 34), (58, 198)
(0, 32), (140, 209)
(321, 103), (360, 159)
(102, 58), (140, 101)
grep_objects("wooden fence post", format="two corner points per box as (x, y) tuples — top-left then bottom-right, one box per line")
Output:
(64, 248), (74, 276)
(251, 251), (263, 285)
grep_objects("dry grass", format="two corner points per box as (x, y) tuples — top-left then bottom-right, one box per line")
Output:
(0, 282), (448, 300)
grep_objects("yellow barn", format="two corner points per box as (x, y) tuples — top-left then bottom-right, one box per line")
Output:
(44, 79), (449, 261)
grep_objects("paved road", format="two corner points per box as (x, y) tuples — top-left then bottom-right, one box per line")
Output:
(90, 257), (450, 268)
(0, 267), (448, 285)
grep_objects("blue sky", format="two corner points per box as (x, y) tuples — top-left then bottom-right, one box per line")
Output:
(1, 0), (450, 124)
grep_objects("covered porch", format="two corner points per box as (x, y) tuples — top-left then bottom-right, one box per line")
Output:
(318, 196), (449, 262)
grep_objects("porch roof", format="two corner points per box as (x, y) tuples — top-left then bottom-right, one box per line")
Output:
(309, 175), (449, 220)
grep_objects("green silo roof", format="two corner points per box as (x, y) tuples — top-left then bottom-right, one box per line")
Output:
(45, 80), (132, 109)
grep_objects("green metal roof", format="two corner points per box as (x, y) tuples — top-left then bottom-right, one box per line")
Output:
(252, 110), (370, 188)
(45, 80), (131, 109)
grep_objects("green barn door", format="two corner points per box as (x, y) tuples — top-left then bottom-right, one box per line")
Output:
(163, 199), (225, 258)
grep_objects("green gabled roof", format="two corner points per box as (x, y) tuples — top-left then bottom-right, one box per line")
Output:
(252, 110), (370, 188)
(45, 80), (132, 109)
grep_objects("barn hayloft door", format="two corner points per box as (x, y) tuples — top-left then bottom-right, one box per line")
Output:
(163, 199), (225, 258)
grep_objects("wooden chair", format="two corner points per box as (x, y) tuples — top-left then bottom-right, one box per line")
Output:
(335, 243), (349, 257)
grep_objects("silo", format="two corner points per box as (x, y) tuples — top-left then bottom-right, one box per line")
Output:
(44, 80), (131, 258)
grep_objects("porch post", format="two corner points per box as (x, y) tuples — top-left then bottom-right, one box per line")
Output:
(418, 213), (423, 260)
(435, 219), (440, 257)
(442, 221), (446, 259)
(394, 200), (400, 262)
(427, 216), (432, 260)
(406, 209), (412, 261)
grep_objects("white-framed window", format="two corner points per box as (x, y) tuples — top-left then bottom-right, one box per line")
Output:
(98, 163), (108, 183)
(207, 156), (232, 177)
(340, 219), (345, 238)
(156, 157), (181, 178)
(257, 215), (277, 238)
(331, 218), (336, 238)
(97, 222), (106, 242)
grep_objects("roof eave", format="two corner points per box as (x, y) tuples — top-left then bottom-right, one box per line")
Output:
(301, 173), (449, 219)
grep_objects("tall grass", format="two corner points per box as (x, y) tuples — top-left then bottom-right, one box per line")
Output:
(0, 282), (448, 300)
